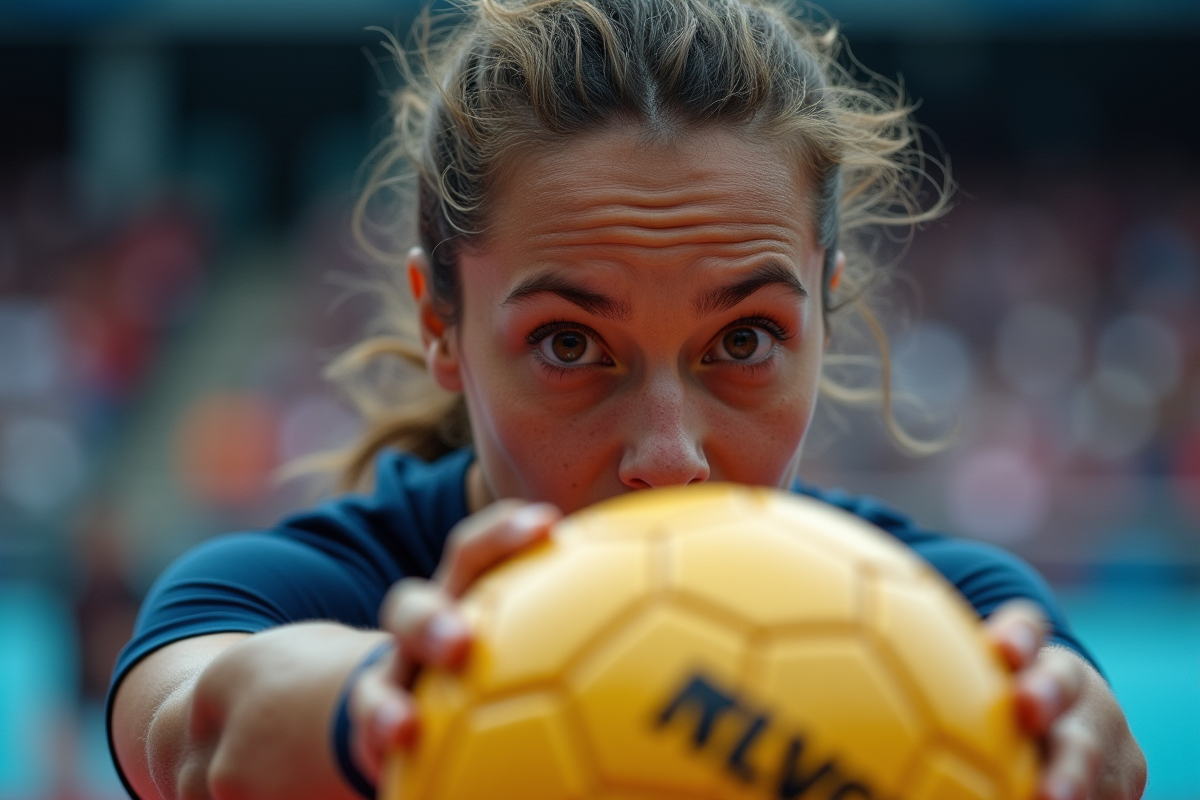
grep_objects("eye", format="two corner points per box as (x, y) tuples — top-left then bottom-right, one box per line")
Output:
(533, 326), (608, 367)
(705, 324), (777, 364)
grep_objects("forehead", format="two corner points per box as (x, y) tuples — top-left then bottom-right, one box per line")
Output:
(481, 124), (813, 253)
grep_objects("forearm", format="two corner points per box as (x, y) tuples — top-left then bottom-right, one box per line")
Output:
(114, 623), (389, 800)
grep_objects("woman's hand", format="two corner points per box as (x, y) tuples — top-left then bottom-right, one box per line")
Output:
(348, 500), (562, 782)
(985, 601), (1147, 800)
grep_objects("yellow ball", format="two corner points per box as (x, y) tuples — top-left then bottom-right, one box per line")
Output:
(381, 484), (1037, 800)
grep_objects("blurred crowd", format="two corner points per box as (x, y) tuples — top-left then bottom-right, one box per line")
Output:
(0, 154), (374, 795)
(808, 165), (1200, 574)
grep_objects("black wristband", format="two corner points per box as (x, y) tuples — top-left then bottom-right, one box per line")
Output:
(331, 641), (394, 799)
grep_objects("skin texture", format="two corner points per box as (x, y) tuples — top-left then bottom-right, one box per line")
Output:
(109, 124), (1145, 800)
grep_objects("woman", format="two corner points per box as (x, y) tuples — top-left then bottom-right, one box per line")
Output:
(108, 1), (1147, 798)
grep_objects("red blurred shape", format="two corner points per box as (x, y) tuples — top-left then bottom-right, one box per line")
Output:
(110, 215), (204, 329)
(176, 393), (279, 508)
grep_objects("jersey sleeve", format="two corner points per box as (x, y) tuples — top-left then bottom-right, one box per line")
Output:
(111, 532), (385, 686)
(104, 530), (392, 800)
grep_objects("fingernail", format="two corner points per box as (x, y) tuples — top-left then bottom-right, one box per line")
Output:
(1011, 622), (1038, 662)
(427, 612), (469, 663)
(509, 503), (557, 538)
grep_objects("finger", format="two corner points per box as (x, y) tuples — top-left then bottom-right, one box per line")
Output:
(1015, 648), (1086, 736)
(380, 579), (472, 672)
(435, 501), (561, 597)
(350, 657), (420, 784)
(1038, 718), (1099, 800)
(985, 599), (1048, 671)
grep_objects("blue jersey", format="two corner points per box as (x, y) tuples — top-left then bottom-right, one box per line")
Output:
(106, 447), (1097, 796)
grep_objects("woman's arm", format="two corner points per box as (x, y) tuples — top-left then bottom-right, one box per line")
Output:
(111, 624), (387, 800)
(111, 499), (564, 800)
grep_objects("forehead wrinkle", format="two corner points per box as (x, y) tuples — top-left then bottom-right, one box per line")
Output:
(524, 192), (801, 233)
(521, 207), (803, 251)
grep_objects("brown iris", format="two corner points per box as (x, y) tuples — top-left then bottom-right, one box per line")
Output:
(723, 327), (759, 360)
(551, 330), (587, 362)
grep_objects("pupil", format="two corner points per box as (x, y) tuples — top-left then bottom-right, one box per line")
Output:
(725, 328), (758, 359)
(552, 331), (586, 362)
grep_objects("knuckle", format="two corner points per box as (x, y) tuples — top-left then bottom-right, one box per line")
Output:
(382, 578), (431, 627)
(450, 532), (495, 574)
(1043, 649), (1087, 695)
(437, 501), (553, 594)
(1055, 719), (1100, 762)
(440, 531), (494, 581)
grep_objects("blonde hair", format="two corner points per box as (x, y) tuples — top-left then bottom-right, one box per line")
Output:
(308, 0), (951, 492)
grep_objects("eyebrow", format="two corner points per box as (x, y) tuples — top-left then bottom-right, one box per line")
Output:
(501, 260), (807, 321)
(693, 261), (808, 316)
(502, 272), (633, 321)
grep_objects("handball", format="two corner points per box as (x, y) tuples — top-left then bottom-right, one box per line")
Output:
(381, 484), (1037, 800)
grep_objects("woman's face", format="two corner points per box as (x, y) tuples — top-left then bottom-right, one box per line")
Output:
(423, 125), (830, 513)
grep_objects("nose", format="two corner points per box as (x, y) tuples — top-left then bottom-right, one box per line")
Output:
(618, 370), (710, 490)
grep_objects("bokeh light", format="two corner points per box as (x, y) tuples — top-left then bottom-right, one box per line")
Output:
(0, 417), (87, 515)
(1069, 374), (1158, 462)
(0, 301), (63, 399)
(995, 301), (1083, 397)
(947, 447), (1049, 543)
(175, 393), (279, 509)
(890, 321), (974, 434)
(1096, 313), (1182, 404)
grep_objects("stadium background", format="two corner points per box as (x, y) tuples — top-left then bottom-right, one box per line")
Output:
(0, 0), (1197, 796)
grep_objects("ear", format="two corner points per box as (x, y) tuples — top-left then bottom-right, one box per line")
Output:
(408, 247), (463, 392)
(823, 250), (846, 349)
(828, 249), (845, 293)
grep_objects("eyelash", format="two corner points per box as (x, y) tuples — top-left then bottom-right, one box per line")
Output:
(525, 314), (793, 376)
(732, 314), (792, 343)
(527, 320), (611, 376)
(526, 319), (601, 346)
(708, 314), (793, 375)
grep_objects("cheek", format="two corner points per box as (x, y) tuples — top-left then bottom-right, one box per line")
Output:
(707, 337), (823, 485)
(708, 386), (814, 484)
(459, 352), (617, 501)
